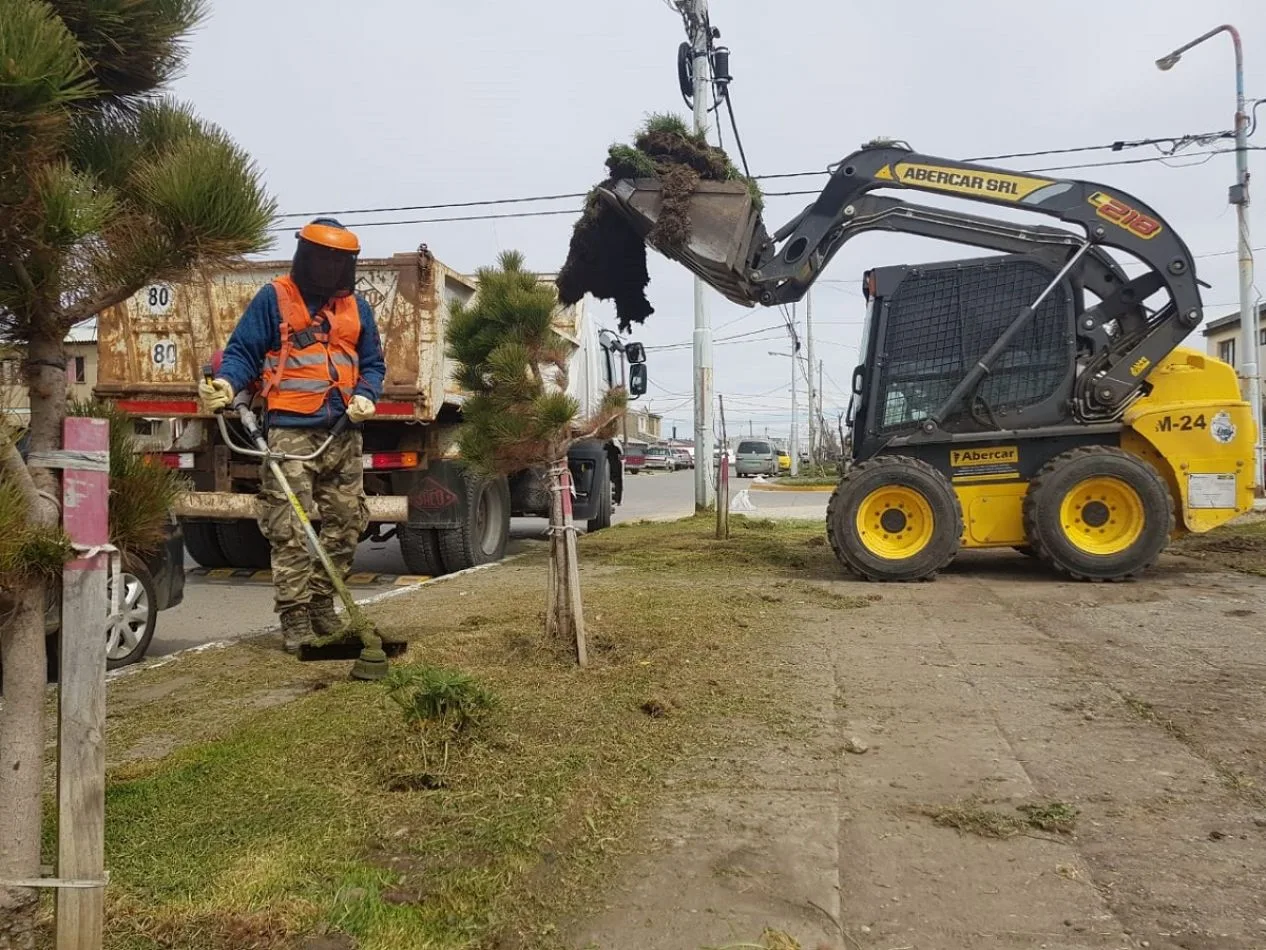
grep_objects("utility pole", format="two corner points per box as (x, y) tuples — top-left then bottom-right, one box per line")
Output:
(818, 359), (825, 462)
(677, 0), (715, 510)
(805, 288), (815, 467)
(1157, 24), (1261, 491)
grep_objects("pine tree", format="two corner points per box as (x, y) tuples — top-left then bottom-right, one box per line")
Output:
(0, 3), (273, 945)
(446, 252), (627, 661)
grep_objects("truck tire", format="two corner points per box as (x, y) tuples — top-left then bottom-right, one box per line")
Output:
(587, 457), (614, 533)
(181, 519), (230, 569)
(438, 473), (511, 573)
(215, 519), (273, 570)
(398, 524), (446, 577)
(1022, 446), (1173, 582)
(826, 455), (963, 582)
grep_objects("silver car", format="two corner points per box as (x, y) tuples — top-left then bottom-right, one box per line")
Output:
(734, 439), (778, 477)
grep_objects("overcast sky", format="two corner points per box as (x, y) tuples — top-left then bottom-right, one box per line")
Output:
(172, 0), (1265, 442)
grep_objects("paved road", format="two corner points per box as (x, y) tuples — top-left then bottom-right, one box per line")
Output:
(149, 469), (701, 657)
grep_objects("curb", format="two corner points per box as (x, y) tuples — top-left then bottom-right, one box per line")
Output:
(747, 483), (837, 493)
(106, 551), (532, 682)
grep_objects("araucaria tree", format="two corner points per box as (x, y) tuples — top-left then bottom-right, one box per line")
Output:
(447, 251), (627, 662)
(0, 2), (274, 945)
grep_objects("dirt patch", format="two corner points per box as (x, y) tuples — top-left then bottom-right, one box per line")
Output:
(567, 547), (1266, 949)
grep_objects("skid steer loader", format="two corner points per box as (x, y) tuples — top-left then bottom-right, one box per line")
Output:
(597, 139), (1257, 581)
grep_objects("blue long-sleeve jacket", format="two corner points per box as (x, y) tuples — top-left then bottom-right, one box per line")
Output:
(217, 283), (386, 429)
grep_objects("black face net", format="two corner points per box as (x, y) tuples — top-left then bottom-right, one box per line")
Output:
(291, 239), (357, 300)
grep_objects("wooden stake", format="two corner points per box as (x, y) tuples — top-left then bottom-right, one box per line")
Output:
(560, 467), (587, 667)
(57, 417), (109, 950)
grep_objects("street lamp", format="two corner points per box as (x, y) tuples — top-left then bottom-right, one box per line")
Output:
(768, 350), (803, 476)
(1157, 24), (1261, 490)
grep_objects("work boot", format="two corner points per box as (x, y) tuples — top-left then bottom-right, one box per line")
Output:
(309, 595), (344, 638)
(279, 604), (314, 654)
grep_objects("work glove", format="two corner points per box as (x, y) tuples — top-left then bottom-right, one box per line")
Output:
(347, 394), (376, 424)
(198, 377), (234, 413)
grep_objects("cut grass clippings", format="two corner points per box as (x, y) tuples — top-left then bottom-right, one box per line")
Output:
(922, 797), (1079, 839)
(48, 515), (861, 950)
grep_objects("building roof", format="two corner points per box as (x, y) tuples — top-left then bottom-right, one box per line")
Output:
(1202, 304), (1266, 337)
(65, 317), (97, 343)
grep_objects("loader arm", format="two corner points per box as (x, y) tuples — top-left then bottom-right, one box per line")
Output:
(598, 141), (1205, 414)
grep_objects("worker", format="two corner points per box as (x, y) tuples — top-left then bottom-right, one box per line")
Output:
(197, 218), (386, 652)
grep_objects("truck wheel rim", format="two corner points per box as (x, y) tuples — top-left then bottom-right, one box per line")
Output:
(476, 486), (506, 556)
(105, 573), (149, 661)
(855, 486), (934, 559)
(1058, 476), (1144, 556)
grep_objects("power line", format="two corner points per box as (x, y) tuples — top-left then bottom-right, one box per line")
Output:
(270, 129), (1256, 224)
(646, 323), (787, 351)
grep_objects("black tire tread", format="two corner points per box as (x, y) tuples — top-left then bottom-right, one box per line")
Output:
(587, 457), (613, 533)
(826, 455), (964, 582)
(181, 519), (230, 568)
(438, 473), (511, 573)
(399, 524), (446, 576)
(1022, 445), (1174, 582)
(215, 519), (272, 570)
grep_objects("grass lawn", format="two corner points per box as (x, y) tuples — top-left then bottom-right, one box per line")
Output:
(40, 515), (866, 950)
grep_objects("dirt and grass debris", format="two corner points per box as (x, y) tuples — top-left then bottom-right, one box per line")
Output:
(44, 515), (860, 950)
(557, 113), (762, 332)
(921, 796), (1080, 838)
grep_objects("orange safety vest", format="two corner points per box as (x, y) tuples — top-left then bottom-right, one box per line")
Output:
(261, 276), (361, 415)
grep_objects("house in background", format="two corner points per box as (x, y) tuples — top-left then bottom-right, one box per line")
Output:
(624, 405), (663, 444)
(1202, 304), (1266, 413)
(1, 317), (99, 422)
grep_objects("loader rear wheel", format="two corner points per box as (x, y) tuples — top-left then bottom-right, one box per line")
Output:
(1023, 446), (1173, 582)
(827, 455), (963, 582)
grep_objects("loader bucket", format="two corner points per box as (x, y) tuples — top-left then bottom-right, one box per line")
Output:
(595, 179), (764, 307)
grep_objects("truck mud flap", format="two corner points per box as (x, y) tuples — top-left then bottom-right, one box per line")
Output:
(567, 441), (607, 523)
(399, 459), (468, 530)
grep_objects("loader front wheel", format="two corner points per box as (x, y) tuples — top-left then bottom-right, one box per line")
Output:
(827, 455), (963, 582)
(1023, 446), (1173, 582)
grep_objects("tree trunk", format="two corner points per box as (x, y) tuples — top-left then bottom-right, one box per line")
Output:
(0, 584), (47, 950)
(0, 325), (67, 947)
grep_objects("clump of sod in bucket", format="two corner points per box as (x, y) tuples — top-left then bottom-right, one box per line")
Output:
(556, 113), (761, 332)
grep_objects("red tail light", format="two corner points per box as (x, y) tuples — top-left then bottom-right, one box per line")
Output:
(363, 451), (420, 471)
(159, 453), (195, 470)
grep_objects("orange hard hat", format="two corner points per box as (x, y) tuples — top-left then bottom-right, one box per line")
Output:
(296, 218), (360, 253)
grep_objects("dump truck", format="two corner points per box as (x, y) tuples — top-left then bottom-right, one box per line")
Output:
(93, 246), (646, 576)
(597, 139), (1256, 581)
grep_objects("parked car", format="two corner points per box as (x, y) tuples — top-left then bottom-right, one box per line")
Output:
(9, 427), (186, 676)
(776, 449), (792, 473)
(643, 445), (678, 472)
(41, 516), (187, 673)
(624, 444), (647, 474)
(734, 439), (779, 477)
(671, 447), (695, 469)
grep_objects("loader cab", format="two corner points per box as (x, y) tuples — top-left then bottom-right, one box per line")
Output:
(848, 251), (1081, 464)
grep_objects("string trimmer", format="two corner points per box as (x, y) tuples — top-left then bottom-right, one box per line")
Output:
(203, 364), (406, 680)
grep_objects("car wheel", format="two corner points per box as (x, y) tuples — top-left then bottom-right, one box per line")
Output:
(106, 561), (158, 670)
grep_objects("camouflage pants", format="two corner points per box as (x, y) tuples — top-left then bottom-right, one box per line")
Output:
(258, 427), (368, 613)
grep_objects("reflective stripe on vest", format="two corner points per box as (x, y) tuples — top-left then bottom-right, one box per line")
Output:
(263, 276), (362, 416)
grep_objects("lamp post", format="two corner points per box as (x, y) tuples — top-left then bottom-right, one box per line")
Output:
(1157, 24), (1261, 490)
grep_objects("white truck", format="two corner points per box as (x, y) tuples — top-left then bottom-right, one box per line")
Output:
(93, 245), (647, 576)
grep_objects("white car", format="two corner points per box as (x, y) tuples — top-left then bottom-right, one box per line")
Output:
(643, 445), (677, 471)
